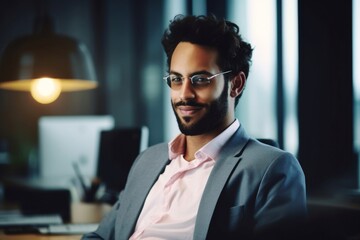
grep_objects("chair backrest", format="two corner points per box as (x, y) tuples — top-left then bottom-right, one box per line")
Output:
(96, 127), (149, 204)
(257, 138), (279, 148)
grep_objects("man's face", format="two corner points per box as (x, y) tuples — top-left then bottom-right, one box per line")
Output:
(169, 42), (232, 136)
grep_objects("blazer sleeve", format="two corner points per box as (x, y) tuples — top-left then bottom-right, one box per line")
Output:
(253, 151), (307, 237)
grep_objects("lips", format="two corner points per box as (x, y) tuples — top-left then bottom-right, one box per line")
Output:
(177, 105), (202, 116)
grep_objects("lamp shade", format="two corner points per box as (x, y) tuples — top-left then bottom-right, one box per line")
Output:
(0, 16), (97, 103)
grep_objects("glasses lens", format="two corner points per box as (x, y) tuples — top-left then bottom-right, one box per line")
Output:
(165, 75), (182, 89)
(191, 75), (211, 86)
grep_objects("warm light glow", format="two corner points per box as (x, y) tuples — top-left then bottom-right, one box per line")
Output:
(30, 77), (62, 104)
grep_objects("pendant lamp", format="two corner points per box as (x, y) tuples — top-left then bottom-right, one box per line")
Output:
(0, 15), (97, 104)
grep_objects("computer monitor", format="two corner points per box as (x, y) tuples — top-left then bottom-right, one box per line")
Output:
(38, 115), (115, 179)
(96, 127), (148, 203)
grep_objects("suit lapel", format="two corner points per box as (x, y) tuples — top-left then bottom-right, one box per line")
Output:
(193, 126), (250, 239)
(116, 144), (170, 239)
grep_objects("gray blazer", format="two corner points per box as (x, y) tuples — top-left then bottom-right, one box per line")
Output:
(82, 126), (307, 240)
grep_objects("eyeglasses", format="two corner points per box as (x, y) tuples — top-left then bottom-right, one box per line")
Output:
(163, 70), (232, 90)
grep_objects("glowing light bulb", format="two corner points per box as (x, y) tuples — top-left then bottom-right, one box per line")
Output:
(30, 77), (62, 104)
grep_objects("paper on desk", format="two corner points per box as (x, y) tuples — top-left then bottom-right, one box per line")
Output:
(38, 223), (99, 235)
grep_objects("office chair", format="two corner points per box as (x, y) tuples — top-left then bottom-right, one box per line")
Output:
(257, 138), (279, 148)
(96, 127), (149, 204)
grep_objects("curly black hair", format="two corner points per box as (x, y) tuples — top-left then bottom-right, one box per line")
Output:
(161, 15), (253, 104)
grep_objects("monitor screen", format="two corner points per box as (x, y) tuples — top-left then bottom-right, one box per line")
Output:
(38, 115), (115, 179)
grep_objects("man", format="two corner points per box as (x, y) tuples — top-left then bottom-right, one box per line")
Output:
(82, 15), (307, 240)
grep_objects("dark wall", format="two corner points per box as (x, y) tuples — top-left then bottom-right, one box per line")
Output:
(298, 0), (356, 194)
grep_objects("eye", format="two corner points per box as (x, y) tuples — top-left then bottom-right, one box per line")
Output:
(169, 75), (183, 85)
(191, 75), (211, 86)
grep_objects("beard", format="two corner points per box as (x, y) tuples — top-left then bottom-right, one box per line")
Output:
(171, 83), (229, 136)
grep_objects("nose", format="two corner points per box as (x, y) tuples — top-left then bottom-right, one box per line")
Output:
(178, 78), (196, 100)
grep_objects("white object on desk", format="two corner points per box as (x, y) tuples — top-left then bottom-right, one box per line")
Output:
(0, 210), (62, 227)
(38, 223), (99, 235)
(39, 115), (115, 179)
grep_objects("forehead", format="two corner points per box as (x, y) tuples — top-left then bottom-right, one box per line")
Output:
(170, 42), (219, 73)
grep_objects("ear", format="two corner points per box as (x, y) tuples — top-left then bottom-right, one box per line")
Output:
(230, 72), (246, 98)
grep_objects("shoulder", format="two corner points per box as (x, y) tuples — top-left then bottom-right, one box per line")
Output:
(243, 138), (296, 164)
(236, 138), (303, 179)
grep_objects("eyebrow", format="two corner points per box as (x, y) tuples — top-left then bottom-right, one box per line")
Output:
(169, 70), (213, 76)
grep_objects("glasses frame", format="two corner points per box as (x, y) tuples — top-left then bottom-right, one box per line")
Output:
(163, 70), (232, 89)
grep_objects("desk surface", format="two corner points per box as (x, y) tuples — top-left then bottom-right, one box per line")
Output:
(0, 202), (112, 240)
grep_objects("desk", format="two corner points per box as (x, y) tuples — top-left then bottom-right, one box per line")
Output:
(0, 202), (112, 240)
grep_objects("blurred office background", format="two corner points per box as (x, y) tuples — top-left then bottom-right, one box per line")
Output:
(0, 0), (359, 198)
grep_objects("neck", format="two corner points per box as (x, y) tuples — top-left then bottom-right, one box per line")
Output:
(183, 135), (214, 161)
(183, 118), (235, 161)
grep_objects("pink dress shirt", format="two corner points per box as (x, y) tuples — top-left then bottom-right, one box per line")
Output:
(129, 120), (240, 240)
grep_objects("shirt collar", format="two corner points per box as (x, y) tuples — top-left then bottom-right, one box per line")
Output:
(168, 119), (240, 161)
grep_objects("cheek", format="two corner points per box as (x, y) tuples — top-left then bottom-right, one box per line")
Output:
(170, 90), (178, 103)
(196, 91), (217, 102)
(170, 82), (227, 103)
(202, 81), (226, 101)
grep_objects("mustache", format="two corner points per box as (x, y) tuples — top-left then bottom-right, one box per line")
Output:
(174, 100), (206, 108)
